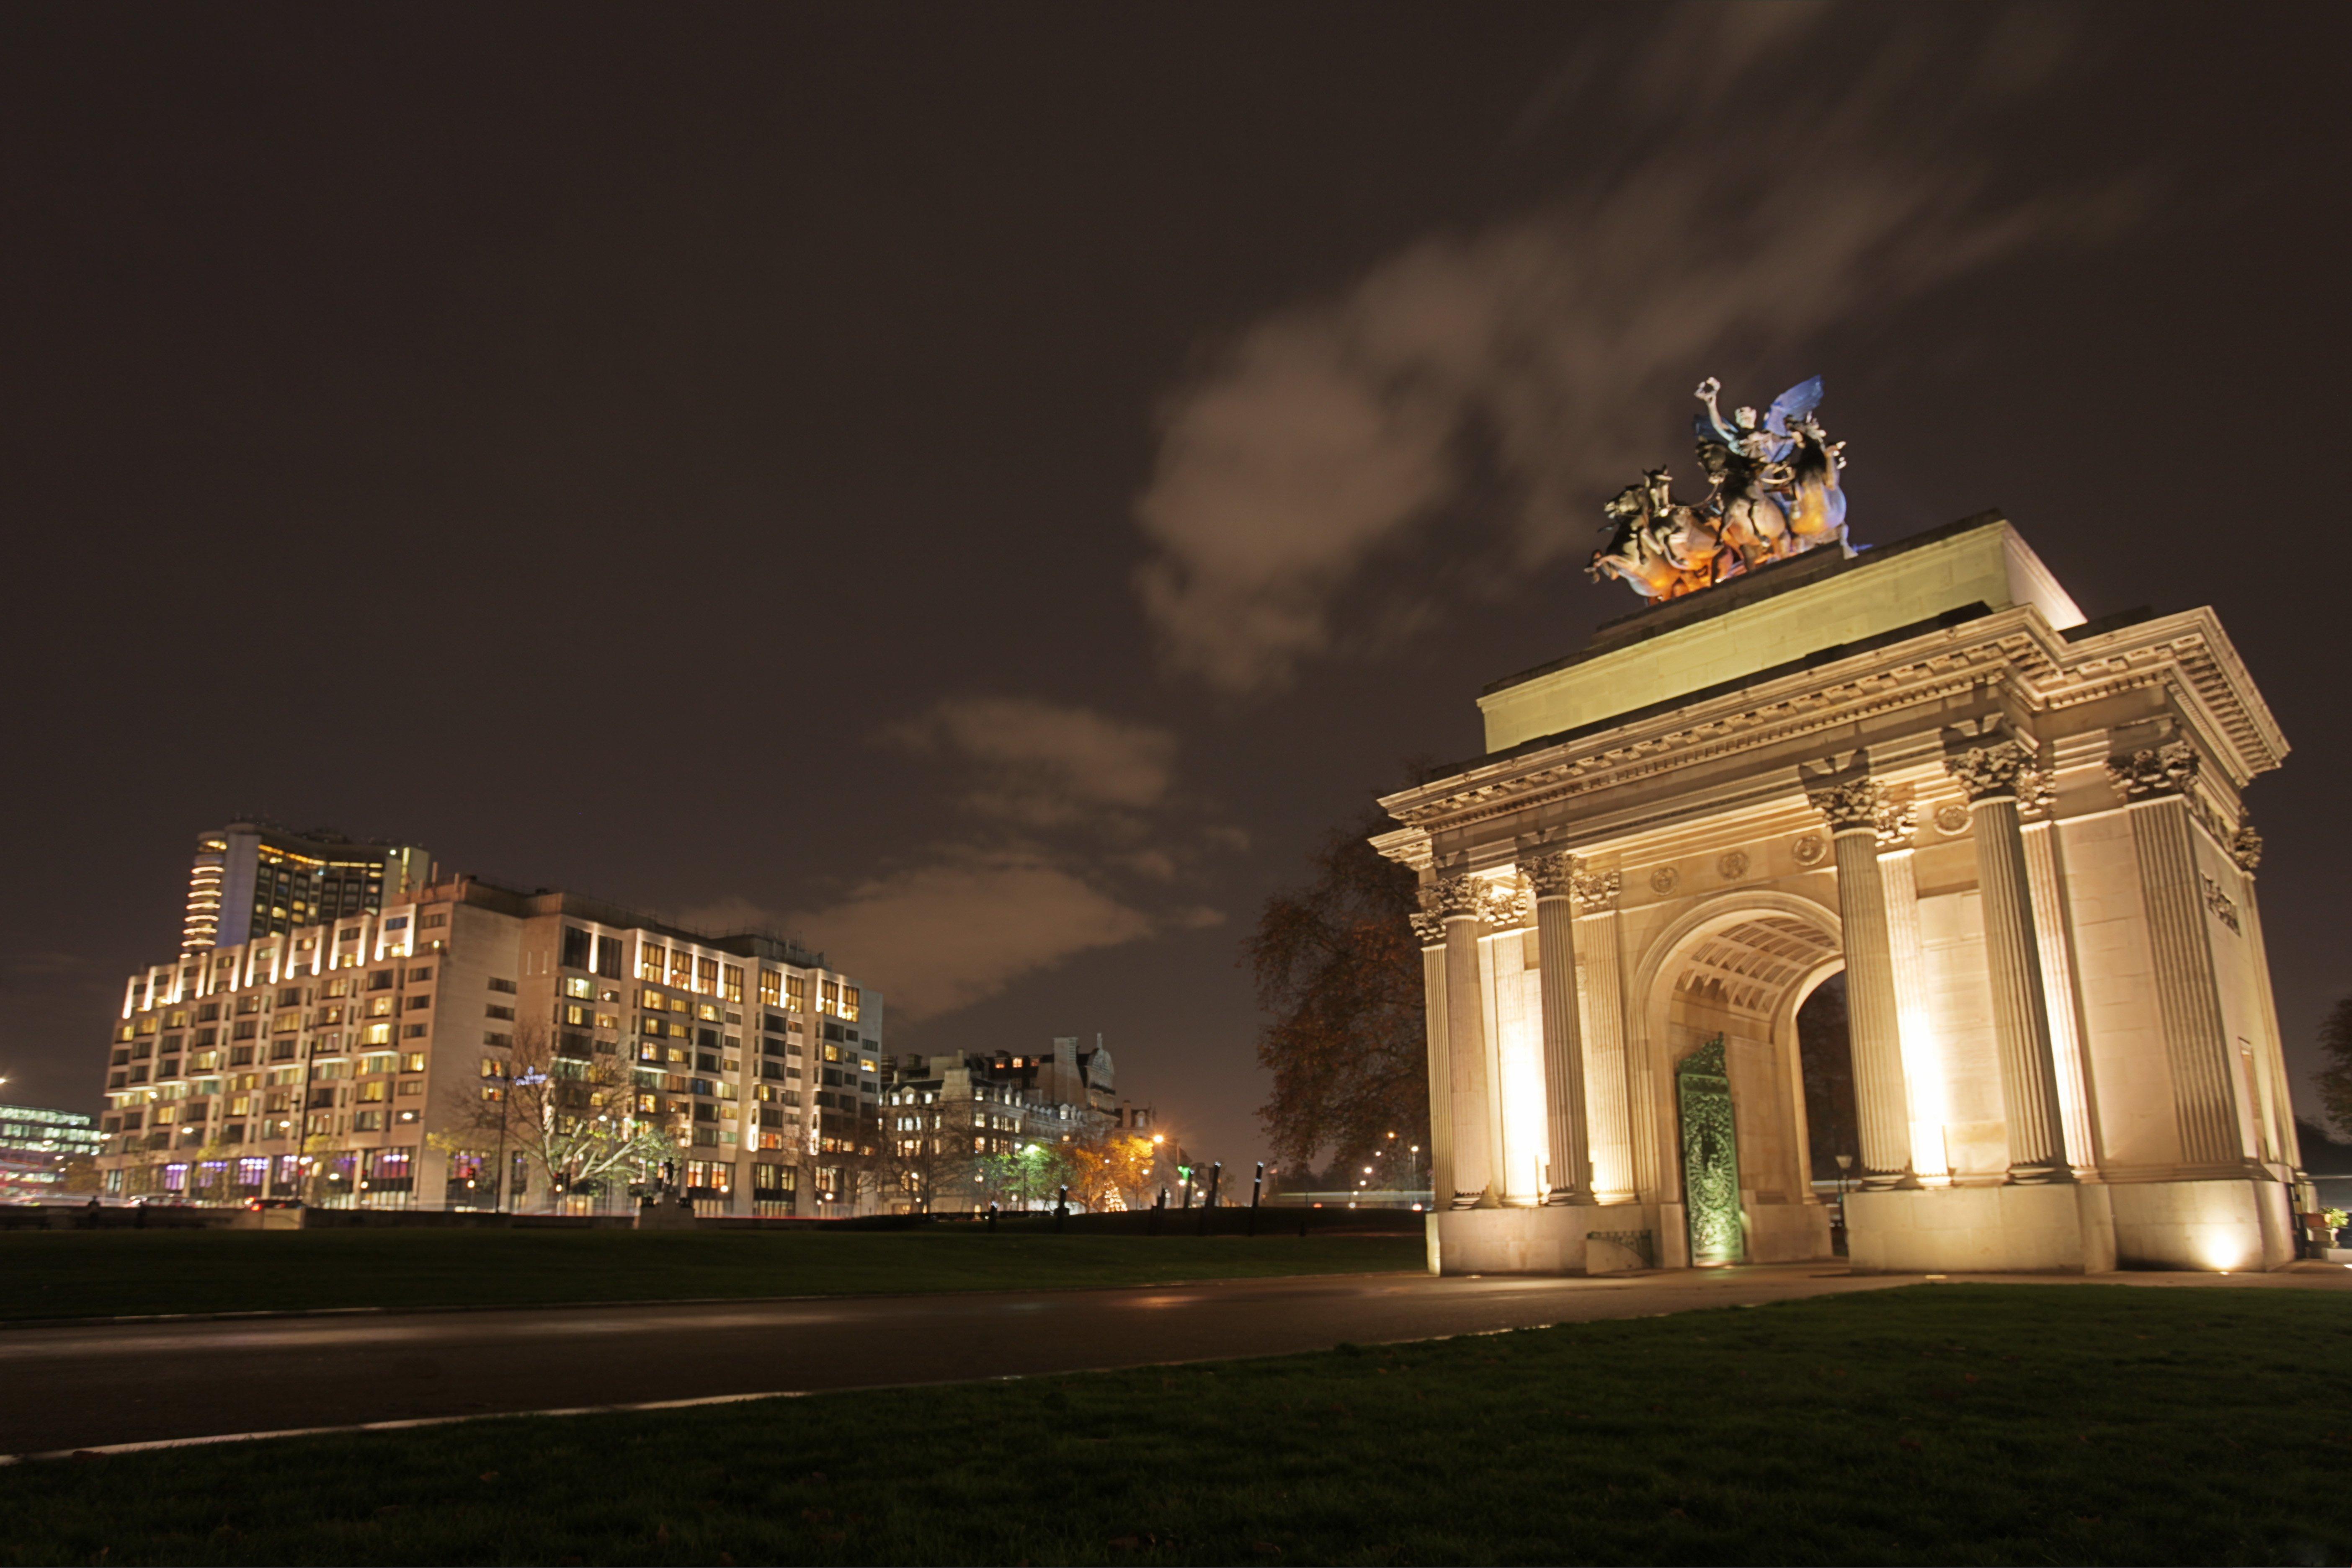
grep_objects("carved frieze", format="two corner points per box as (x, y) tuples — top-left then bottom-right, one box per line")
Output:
(1804, 776), (1880, 833)
(1523, 850), (1578, 899)
(1945, 738), (2038, 803)
(2200, 874), (2242, 934)
(2105, 740), (2199, 800)
(1571, 868), (1622, 913)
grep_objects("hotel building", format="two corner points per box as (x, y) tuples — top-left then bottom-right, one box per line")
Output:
(96, 874), (882, 1213)
(181, 820), (431, 953)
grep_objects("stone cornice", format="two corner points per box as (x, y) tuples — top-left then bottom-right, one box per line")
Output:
(1380, 600), (2284, 840)
(2042, 608), (2286, 782)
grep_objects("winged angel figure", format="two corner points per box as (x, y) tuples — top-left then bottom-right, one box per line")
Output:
(1589, 376), (1850, 602)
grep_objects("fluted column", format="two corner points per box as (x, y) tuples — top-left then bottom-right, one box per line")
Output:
(2019, 804), (2102, 1174)
(1947, 736), (2070, 1183)
(1804, 770), (1916, 1189)
(2231, 827), (2299, 1171)
(1573, 869), (1638, 1201)
(2108, 743), (2244, 1170)
(1412, 910), (1455, 1208)
(1524, 852), (1594, 1205)
(1875, 800), (1948, 1181)
(1434, 874), (1497, 1207)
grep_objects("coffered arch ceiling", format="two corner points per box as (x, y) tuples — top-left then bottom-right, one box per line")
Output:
(1672, 916), (1841, 1015)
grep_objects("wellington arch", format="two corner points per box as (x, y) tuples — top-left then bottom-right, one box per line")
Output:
(1372, 512), (2303, 1276)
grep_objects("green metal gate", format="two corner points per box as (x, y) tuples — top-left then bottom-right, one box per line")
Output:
(1677, 1034), (1745, 1265)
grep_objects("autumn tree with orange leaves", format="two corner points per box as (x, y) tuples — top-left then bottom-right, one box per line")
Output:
(1248, 809), (1428, 1179)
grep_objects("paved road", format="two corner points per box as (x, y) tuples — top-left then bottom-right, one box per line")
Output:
(5, 1264), (2344, 1457)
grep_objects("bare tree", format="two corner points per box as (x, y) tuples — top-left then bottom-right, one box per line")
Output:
(1250, 807), (1429, 1177)
(438, 1022), (675, 1210)
(2316, 995), (2352, 1139)
(876, 1101), (969, 1214)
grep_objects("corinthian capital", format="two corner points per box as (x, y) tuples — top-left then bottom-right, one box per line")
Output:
(1570, 868), (1622, 914)
(1523, 850), (1578, 899)
(1428, 874), (1484, 921)
(1408, 911), (1446, 947)
(1945, 739), (2039, 803)
(2105, 740), (2198, 800)
(2229, 825), (2263, 872)
(1483, 878), (1533, 932)
(1805, 776), (1881, 833)
(1873, 790), (1917, 850)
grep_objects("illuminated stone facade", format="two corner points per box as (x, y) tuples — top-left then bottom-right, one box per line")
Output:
(1377, 513), (2304, 1274)
(96, 877), (881, 1214)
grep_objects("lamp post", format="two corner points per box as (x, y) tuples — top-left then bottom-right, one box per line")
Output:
(1834, 1152), (1854, 1251)
(1247, 1161), (1264, 1235)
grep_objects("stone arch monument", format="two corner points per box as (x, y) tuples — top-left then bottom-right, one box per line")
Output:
(1377, 438), (2299, 1274)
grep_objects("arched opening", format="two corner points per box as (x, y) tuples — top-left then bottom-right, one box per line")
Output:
(1796, 972), (1859, 1254)
(1797, 973), (1859, 1182)
(1635, 896), (1844, 1266)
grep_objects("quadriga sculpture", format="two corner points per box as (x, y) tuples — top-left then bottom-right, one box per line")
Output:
(1587, 376), (1853, 603)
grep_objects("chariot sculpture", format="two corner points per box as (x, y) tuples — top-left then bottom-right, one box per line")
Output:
(1589, 376), (1851, 602)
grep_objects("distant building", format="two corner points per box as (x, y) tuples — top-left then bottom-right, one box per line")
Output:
(97, 874), (880, 1213)
(183, 820), (432, 953)
(880, 1035), (1144, 1212)
(0, 1105), (104, 1194)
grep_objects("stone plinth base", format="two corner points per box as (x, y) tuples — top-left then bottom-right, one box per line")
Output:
(1425, 1204), (1656, 1276)
(1848, 1183), (2117, 1274)
(2109, 1177), (2294, 1271)
(1747, 1201), (1835, 1262)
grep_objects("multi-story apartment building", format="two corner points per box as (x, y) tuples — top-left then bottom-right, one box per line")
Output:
(879, 1036), (1144, 1212)
(95, 874), (882, 1213)
(182, 820), (431, 953)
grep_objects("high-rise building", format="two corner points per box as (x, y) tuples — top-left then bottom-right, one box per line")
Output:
(100, 874), (882, 1214)
(182, 821), (431, 953)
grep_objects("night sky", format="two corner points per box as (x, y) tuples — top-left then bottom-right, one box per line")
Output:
(5, 5), (2346, 1167)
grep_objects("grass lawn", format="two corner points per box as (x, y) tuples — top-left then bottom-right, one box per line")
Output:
(3, 1283), (2346, 1565)
(0, 1229), (1426, 1321)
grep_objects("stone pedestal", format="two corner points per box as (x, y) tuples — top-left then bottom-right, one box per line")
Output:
(1847, 1183), (2116, 1274)
(2107, 1178), (2295, 1271)
(1426, 1204), (1652, 1275)
(1747, 1202), (1835, 1263)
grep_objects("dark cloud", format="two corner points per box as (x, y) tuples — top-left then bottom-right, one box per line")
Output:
(1132, 8), (2113, 693)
